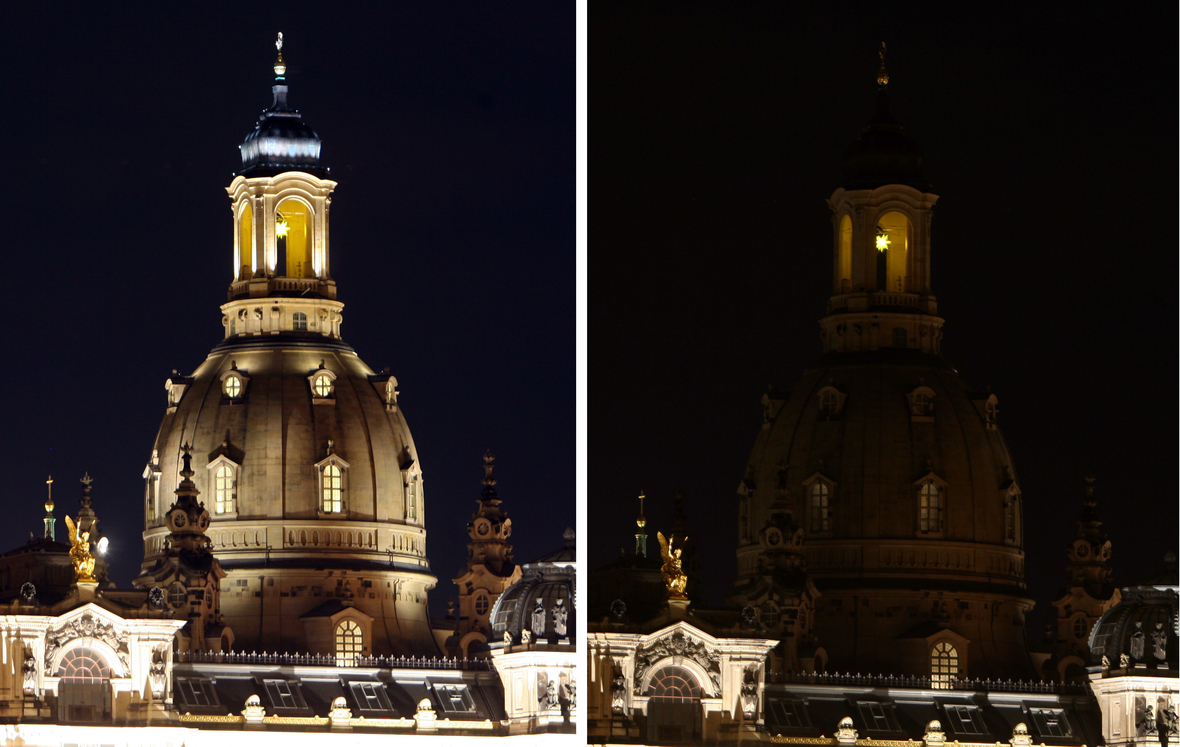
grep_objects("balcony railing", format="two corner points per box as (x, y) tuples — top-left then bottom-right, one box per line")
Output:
(768, 670), (1089, 694)
(176, 650), (492, 671)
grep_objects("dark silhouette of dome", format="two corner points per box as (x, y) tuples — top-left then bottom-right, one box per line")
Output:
(238, 64), (325, 177)
(1089, 556), (1178, 668)
(842, 88), (927, 191)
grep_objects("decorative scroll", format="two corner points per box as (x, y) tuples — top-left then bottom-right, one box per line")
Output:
(44, 612), (129, 674)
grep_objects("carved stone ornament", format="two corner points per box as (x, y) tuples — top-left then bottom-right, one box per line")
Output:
(149, 646), (167, 695)
(610, 659), (628, 712)
(633, 630), (721, 695)
(44, 612), (129, 674)
(521, 628), (532, 644)
(1120, 653), (1131, 668)
(503, 630), (512, 646)
(1151, 622), (1167, 661)
(531, 598), (546, 636)
(21, 648), (36, 693)
(740, 666), (759, 717)
(553, 599), (569, 636)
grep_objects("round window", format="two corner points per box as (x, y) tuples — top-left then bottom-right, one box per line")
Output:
(475, 593), (489, 616)
(314, 374), (333, 398)
(224, 375), (242, 398)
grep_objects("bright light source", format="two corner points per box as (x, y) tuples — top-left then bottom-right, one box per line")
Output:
(876, 233), (891, 252)
(96, 537), (109, 555)
(275, 214), (290, 238)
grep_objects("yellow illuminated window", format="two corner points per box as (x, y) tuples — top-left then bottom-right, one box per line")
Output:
(931, 642), (958, 688)
(322, 465), (343, 513)
(407, 480), (417, 520)
(313, 374), (333, 398)
(335, 620), (362, 666)
(224, 376), (242, 398)
(214, 465), (235, 514)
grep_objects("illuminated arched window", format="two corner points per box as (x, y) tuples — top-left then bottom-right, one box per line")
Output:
(810, 483), (830, 532)
(875, 211), (911, 292)
(293, 312), (308, 331)
(57, 646), (112, 680)
(919, 482), (942, 533)
(313, 374), (333, 398)
(275, 198), (313, 278)
(838, 214), (852, 292)
(322, 465), (343, 513)
(649, 665), (703, 698)
(238, 201), (253, 279)
(335, 620), (362, 666)
(214, 465), (235, 514)
(931, 642), (958, 688)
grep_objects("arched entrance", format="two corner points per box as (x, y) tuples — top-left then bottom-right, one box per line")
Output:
(56, 646), (112, 723)
(645, 664), (702, 743)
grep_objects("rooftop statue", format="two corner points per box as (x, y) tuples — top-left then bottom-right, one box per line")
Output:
(65, 515), (96, 583)
(657, 531), (688, 601)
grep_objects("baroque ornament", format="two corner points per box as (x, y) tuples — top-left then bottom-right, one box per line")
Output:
(657, 531), (688, 600)
(633, 630), (720, 695)
(44, 612), (129, 674)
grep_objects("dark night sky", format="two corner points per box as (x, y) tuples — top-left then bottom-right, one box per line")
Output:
(0, 5), (573, 620)
(589, 5), (1178, 639)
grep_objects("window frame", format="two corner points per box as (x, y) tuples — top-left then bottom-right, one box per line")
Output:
(930, 641), (959, 689)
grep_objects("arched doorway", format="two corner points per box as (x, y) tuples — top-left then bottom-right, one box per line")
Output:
(56, 646), (112, 723)
(646, 664), (703, 743)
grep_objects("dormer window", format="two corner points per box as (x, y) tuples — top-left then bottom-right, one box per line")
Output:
(984, 394), (998, 430)
(293, 312), (308, 331)
(206, 452), (241, 517)
(914, 472), (948, 535)
(802, 472), (835, 534)
(220, 364), (249, 402)
(907, 385), (935, 420)
(316, 445), (350, 516)
(817, 386), (847, 420)
(308, 364), (337, 403)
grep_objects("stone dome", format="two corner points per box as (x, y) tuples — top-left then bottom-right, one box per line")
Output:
(491, 530), (575, 645)
(142, 333), (427, 574)
(1089, 561), (1178, 668)
(842, 89), (928, 191)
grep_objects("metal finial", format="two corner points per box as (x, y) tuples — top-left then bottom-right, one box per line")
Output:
(179, 443), (194, 478)
(482, 450), (497, 487)
(45, 475), (54, 512)
(877, 42), (889, 86)
(274, 32), (287, 77)
(79, 473), (93, 509)
(637, 491), (646, 529)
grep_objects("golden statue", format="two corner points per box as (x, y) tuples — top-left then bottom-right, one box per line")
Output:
(657, 531), (688, 600)
(65, 515), (96, 583)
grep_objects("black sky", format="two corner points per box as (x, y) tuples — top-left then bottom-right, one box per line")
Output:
(589, 4), (1178, 638)
(0, 5), (573, 620)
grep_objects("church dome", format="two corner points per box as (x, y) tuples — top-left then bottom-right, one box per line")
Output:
(490, 529), (575, 644)
(1088, 559), (1178, 669)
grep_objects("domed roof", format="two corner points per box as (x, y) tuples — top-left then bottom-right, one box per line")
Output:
(490, 529), (575, 645)
(141, 334), (427, 576)
(841, 89), (928, 191)
(238, 57), (324, 177)
(1089, 558), (1178, 669)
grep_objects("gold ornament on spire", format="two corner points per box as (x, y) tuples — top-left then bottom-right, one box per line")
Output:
(64, 515), (96, 583)
(877, 42), (889, 86)
(274, 32), (287, 77)
(45, 475), (54, 513)
(636, 490), (646, 529)
(657, 531), (688, 601)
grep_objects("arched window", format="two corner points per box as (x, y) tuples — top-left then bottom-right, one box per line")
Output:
(875, 211), (911, 292)
(931, 642), (958, 688)
(919, 482), (942, 533)
(1072, 617), (1088, 640)
(238, 201), (253, 279)
(838, 214), (852, 292)
(274, 198), (313, 278)
(57, 646), (111, 679)
(649, 665), (703, 699)
(214, 464), (235, 514)
(293, 312), (308, 331)
(335, 620), (362, 666)
(322, 465), (343, 513)
(1005, 493), (1019, 543)
(313, 374), (333, 398)
(761, 601), (780, 628)
(810, 483), (830, 532)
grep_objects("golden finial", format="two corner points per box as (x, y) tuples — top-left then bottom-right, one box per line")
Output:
(45, 475), (54, 513)
(657, 531), (688, 601)
(64, 515), (96, 583)
(636, 491), (646, 529)
(274, 32), (287, 77)
(877, 42), (889, 86)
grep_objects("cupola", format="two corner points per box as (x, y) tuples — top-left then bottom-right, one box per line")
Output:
(238, 33), (325, 178)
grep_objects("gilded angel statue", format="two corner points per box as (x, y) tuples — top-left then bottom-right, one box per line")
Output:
(65, 515), (96, 583)
(657, 531), (688, 600)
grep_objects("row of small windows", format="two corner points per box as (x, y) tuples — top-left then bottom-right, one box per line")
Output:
(814, 385), (998, 425)
(788, 480), (1020, 539)
(228, 312), (309, 336)
(146, 460), (422, 520)
(221, 369), (334, 399)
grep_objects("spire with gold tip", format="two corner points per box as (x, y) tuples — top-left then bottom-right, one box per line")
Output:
(274, 31), (286, 78)
(877, 41), (889, 86)
(43, 475), (55, 541)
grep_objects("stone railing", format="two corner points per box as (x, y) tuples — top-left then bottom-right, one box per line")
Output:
(176, 650), (492, 670)
(769, 670), (1089, 694)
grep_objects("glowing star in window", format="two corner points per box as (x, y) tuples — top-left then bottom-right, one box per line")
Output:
(275, 214), (290, 238)
(876, 230), (891, 252)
